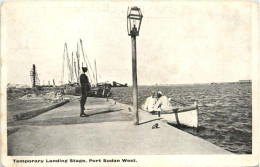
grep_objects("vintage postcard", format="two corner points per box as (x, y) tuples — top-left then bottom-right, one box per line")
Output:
(1, 1), (259, 166)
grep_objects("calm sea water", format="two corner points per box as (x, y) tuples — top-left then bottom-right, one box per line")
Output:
(111, 84), (252, 154)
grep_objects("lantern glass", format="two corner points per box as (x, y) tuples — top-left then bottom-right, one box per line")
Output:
(127, 6), (143, 36)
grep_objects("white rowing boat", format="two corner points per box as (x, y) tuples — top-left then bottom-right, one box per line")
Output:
(160, 101), (199, 128)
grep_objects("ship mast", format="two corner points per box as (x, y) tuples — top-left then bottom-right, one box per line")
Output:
(63, 43), (74, 84)
(71, 52), (74, 82)
(61, 40), (99, 85)
(80, 39), (95, 83)
(95, 59), (98, 84)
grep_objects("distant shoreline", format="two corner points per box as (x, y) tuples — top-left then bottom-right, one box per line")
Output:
(7, 80), (252, 88)
(130, 82), (252, 87)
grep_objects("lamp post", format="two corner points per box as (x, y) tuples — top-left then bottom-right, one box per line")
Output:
(127, 6), (143, 125)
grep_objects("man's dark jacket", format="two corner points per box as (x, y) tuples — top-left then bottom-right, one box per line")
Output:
(80, 73), (90, 94)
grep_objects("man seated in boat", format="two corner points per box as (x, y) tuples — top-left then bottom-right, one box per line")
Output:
(153, 91), (175, 116)
(154, 91), (199, 117)
(142, 91), (157, 112)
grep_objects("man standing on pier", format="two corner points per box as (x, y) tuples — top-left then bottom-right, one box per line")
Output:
(80, 66), (91, 117)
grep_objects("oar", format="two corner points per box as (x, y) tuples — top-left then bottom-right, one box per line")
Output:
(171, 99), (209, 107)
(170, 99), (189, 106)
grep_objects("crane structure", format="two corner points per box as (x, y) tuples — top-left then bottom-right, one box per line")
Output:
(30, 64), (40, 88)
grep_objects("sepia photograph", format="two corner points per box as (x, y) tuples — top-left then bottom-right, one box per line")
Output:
(1, 1), (259, 166)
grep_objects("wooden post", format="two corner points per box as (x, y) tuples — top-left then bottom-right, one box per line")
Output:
(131, 35), (139, 125)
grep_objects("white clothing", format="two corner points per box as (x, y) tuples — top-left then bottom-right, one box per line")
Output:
(154, 96), (173, 111)
(143, 96), (157, 112)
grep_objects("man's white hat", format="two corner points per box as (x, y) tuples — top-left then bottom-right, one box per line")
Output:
(158, 91), (162, 95)
(82, 62), (88, 69)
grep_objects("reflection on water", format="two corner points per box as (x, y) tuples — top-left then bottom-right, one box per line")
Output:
(111, 84), (252, 154)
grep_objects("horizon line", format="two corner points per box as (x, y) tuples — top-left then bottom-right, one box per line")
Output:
(7, 80), (252, 87)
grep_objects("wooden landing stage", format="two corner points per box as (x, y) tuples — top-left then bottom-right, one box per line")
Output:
(7, 97), (232, 155)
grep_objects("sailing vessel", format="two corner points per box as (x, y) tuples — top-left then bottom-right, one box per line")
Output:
(61, 39), (112, 97)
(111, 81), (128, 87)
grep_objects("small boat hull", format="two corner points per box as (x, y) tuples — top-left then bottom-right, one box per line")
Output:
(160, 108), (198, 128)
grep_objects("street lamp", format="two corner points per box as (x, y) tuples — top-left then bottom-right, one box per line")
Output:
(127, 6), (143, 36)
(127, 6), (143, 125)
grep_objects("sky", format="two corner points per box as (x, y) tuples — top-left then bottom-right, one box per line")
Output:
(2, 1), (252, 86)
